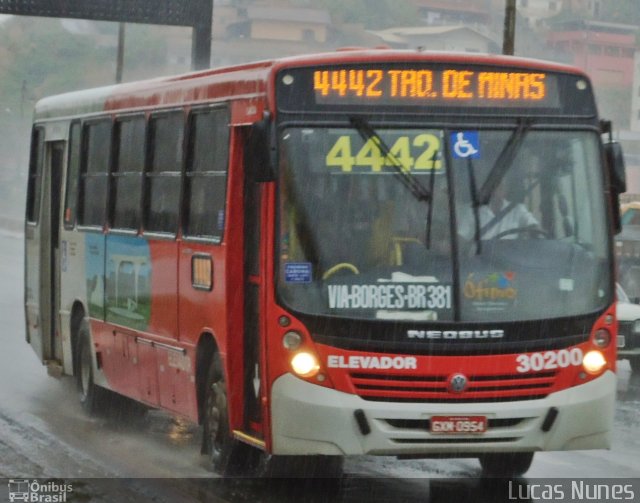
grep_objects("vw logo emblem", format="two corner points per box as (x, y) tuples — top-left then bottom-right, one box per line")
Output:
(449, 373), (468, 393)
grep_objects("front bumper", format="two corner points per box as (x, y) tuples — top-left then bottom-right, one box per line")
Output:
(270, 371), (615, 456)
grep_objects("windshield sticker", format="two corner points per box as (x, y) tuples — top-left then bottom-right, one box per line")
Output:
(559, 278), (574, 291)
(285, 262), (313, 283)
(327, 283), (452, 310)
(451, 131), (480, 159)
(463, 272), (517, 311)
(325, 133), (442, 173)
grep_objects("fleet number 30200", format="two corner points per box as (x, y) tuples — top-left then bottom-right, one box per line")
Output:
(515, 348), (583, 373)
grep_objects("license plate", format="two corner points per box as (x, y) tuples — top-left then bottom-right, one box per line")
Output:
(430, 415), (487, 434)
(618, 335), (626, 349)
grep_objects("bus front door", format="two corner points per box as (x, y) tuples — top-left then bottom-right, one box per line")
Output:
(25, 140), (65, 366)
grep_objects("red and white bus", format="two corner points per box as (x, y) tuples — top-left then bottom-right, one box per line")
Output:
(24, 49), (626, 477)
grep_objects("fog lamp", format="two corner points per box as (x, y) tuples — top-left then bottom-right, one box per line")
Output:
(593, 329), (611, 348)
(291, 352), (320, 378)
(282, 331), (302, 350)
(583, 350), (606, 375)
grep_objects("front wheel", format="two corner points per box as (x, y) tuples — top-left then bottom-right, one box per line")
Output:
(202, 354), (257, 476)
(76, 320), (107, 415)
(479, 452), (534, 477)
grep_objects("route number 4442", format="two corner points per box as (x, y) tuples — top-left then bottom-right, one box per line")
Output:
(325, 134), (442, 173)
(515, 348), (583, 373)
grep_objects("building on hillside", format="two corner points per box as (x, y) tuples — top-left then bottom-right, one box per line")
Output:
(546, 20), (638, 87)
(208, 2), (336, 66)
(409, 0), (492, 28)
(565, 0), (603, 18)
(369, 25), (499, 53)
(512, 0), (563, 28)
(224, 5), (331, 44)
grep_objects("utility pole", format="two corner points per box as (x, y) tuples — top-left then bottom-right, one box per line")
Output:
(503, 0), (516, 55)
(116, 23), (125, 84)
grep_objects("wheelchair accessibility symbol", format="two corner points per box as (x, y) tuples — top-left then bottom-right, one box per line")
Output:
(451, 131), (480, 159)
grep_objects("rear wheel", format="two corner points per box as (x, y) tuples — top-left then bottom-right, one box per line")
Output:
(628, 357), (640, 374)
(202, 354), (257, 476)
(479, 452), (534, 477)
(76, 320), (107, 415)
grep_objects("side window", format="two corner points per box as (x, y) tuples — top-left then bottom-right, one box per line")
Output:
(79, 119), (111, 227)
(145, 112), (183, 234)
(64, 122), (81, 229)
(112, 116), (145, 231)
(184, 107), (230, 241)
(26, 127), (44, 223)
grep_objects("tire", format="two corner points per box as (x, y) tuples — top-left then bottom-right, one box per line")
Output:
(202, 354), (257, 476)
(479, 452), (534, 477)
(628, 357), (640, 374)
(76, 320), (107, 415)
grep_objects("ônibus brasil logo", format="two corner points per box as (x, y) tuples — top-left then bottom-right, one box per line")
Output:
(8, 480), (73, 503)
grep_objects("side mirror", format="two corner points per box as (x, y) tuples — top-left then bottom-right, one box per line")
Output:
(600, 119), (626, 235)
(244, 112), (276, 182)
(605, 141), (626, 194)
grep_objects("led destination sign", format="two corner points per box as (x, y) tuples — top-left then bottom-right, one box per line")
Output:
(312, 67), (560, 108)
(277, 63), (596, 115)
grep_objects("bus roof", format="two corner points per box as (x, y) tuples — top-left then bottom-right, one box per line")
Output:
(33, 49), (589, 121)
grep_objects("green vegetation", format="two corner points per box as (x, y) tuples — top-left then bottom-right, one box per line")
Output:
(0, 17), (172, 220)
(0, 18), (110, 105)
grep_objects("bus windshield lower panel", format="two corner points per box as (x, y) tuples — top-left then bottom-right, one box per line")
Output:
(277, 127), (610, 323)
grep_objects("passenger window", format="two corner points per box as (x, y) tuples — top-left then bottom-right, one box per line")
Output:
(184, 107), (229, 241)
(26, 127), (44, 224)
(112, 116), (145, 231)
(145, 112), (183, 234)
(64, 122), (81, 229)
(79, 119), (111, 227)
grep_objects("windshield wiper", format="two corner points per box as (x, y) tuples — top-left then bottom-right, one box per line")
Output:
(349, 116), (431, 203)
(476, 118), (532, 206)
(424, 147), (438, 249)
(465, 157), (483, 255)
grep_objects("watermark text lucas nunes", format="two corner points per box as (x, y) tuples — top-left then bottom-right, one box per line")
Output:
(508, 481), (635, 501)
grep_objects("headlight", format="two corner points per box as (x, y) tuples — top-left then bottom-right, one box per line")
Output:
(583, 350), (607, 375)
(291, 352), (320, 378)
(633, 320), (640, 334)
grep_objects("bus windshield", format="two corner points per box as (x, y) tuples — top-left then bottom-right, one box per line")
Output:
(277, 126), (610, 322)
